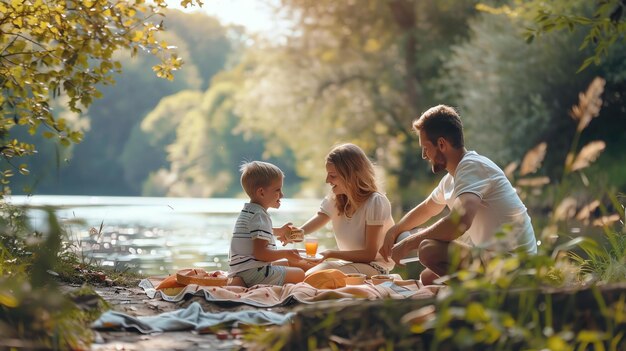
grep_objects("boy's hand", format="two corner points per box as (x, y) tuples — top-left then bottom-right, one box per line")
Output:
(283, 249), (302, 261)
(274, 222), (293, 246)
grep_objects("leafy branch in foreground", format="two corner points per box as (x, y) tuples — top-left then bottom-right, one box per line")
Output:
(0, 0), (202, 194)
(477, 0), (626, 72)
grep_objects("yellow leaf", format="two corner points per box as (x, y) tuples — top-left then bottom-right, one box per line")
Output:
(132, 30), (144, 42)
(466, 302), (489, 322)
(577, 330), (607, 343)
(364, 38), (381, 53)
(547, 336), (571, 351)
(0, 292), (19, 307)
(12, 17), (23, 28)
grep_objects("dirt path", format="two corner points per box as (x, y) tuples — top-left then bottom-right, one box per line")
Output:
(61, 282), (281, 351)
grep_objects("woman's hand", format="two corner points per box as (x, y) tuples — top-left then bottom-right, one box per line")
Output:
(318, 249), (335, 261)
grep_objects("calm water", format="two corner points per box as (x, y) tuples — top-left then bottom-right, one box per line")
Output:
(7, 195), (331, 275)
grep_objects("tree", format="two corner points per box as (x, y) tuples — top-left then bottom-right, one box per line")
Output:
(233, 0), (480, 197)
(0, 0), (201, 194)
(139, 65), (301, 198)
(478, 0), (626, 72)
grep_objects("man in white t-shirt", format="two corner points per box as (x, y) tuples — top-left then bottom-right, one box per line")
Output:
(379, 105), (537, 285)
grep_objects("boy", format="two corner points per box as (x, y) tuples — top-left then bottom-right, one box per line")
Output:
(228, 161), (313, 287)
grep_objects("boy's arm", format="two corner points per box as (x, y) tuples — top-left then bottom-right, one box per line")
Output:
(276, 213), (331, 246)
(253, 238), (301, 262)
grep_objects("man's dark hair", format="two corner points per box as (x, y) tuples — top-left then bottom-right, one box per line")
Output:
(412, 105), (464, 148)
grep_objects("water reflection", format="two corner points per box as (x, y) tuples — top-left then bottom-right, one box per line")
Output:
(10, 196), (333, 276)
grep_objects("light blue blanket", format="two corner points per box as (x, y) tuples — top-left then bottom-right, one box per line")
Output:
(92, 302), (295, 334)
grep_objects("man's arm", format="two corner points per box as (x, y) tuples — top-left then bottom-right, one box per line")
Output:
(390, 192), (482, 264)
(379, 196), (445, 260)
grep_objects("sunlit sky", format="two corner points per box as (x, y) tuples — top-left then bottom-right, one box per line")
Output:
(165, 0), (283, 33)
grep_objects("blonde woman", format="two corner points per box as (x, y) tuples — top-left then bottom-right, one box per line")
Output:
(288, 143), (395, 277)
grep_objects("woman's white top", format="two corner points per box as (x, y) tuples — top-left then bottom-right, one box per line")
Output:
(320, 192), (395, 271)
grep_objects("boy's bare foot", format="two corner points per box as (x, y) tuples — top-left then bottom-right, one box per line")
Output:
(228, 276), (246, 287)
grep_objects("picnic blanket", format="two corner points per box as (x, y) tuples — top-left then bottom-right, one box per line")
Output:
(92, 301), (294, 334)
(140, 277), (439, 308)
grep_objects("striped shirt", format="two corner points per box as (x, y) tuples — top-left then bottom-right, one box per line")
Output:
(228, 202), (277, 275)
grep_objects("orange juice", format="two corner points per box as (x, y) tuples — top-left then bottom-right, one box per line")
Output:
(304, 240), (318, 257)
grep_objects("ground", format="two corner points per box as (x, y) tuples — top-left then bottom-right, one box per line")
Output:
(61, 282), (284, 351)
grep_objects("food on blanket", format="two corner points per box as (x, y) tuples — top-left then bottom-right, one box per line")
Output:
(176, 268), (228, 286)
(155, 274), (187, 290)
(303, 269), (347, 289)
(289, 228), (304, 242)
(371, 274), (394, 285)
(345, 273), (366, 285)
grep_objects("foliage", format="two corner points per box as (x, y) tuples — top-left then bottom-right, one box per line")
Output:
(250, 252), (626, 350)
(247, 73), (626, 351)
(139, 66), (302, 197)
(479, 0), (626, 72)
(0, 0), (202, 194)
(0, 204), (109, 349)
(231, 0), (481, 197)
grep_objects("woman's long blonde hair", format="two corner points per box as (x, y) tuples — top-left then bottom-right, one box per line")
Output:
(326, 143), (378, 217)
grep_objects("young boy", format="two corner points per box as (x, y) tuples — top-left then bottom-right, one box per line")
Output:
(228, 161), (312, 287)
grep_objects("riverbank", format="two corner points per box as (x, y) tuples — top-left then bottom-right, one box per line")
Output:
(62, 280), (255, 350)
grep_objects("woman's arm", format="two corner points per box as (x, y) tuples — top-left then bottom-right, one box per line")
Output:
(299, 212), (330, 234)
(321, 224), (383, 263)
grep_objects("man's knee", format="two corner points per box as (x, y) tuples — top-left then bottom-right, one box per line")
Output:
(418, 239), (446, 265)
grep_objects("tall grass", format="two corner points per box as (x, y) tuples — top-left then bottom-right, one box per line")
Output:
(0, 203), (107, 350)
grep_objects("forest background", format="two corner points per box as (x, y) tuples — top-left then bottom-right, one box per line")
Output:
(7, 0), (626, 212)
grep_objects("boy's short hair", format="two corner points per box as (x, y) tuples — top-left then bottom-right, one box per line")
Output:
(240, 161), (284, 197)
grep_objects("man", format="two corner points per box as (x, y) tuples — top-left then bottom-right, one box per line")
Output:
(379, 105), (537, 285)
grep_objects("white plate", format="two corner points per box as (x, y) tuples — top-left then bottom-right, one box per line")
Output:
(299, 252), (323, 260)
(399, 256), (420, 264)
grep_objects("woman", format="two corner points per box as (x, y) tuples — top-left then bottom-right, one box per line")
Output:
(290, 143), (395, 277)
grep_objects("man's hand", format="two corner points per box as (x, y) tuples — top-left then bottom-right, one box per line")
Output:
(275, 222), (293, 246)
(379, 226), (400, 262)
(391, 239), (412, 266)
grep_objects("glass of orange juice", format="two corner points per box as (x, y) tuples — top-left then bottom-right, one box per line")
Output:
(304, 237), (318, 257)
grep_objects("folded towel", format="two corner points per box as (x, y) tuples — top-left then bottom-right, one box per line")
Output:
(92, 301), (294, 334)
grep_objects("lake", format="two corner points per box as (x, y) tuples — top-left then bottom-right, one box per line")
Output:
(7, 195), (331, 276)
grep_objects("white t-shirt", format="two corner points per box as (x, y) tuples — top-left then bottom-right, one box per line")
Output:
(228, 202), (277, 275)
(429, 151), (537, 254)
(320, 192), (395, 271)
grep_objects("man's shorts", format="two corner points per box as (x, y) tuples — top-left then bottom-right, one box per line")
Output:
(234, 265), (287, 287)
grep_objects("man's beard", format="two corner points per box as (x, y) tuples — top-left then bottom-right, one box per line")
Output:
(431, 150), (447, 173)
